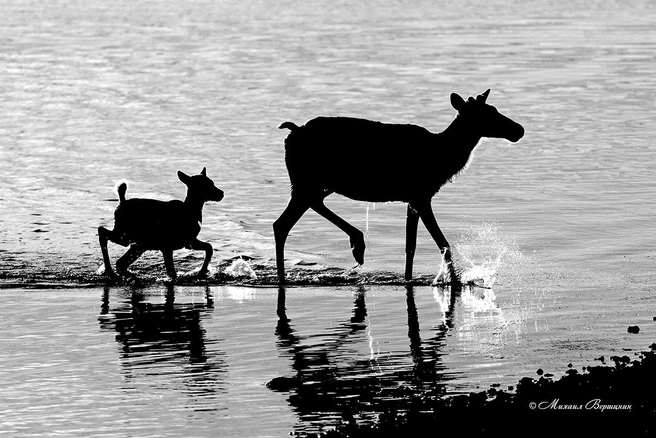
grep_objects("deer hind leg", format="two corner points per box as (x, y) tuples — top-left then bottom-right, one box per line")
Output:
(189, 238), (213, 276)
(405, 204), (420, 281)
(116, 243), (145, 277)
(162, 249), (177, 281)
(273, 195), (312, 284)
(409, 199), (458, 283)
(310, 199), (366, 266)
(98, 226), (130, 278)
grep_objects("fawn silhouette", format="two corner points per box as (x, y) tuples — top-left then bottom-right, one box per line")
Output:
(274, 89), (524, 284)
(98, 168), (224, 281)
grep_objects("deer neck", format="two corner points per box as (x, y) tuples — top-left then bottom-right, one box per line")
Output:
(183, 194), (205, 224)
(440, 115), (483, 153)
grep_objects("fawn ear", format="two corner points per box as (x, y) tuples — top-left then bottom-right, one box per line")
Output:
(450, 93), (467, 112)
(178, 171), (191, 185)
(201, 167), (207, 176)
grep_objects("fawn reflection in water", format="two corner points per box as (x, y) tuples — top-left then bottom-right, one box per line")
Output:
(98, 285), (227, 407)
(267, 284), (503, 432)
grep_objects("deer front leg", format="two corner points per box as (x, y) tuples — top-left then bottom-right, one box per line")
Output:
(162, 250), (177, 281)
(189, 238), (213, 277)
(404, 204), (420, 281)
(410, 199), (458, 284)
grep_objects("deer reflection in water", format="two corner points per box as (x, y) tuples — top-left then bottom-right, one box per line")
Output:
(99, 285), (226, 404)
(268, 285), (463, 433)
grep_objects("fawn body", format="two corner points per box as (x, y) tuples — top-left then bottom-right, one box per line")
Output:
(274, 89), (524, 284)
(98, 168), (224, 280)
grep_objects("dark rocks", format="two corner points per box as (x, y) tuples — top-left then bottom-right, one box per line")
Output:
(323, 346), (656, 437)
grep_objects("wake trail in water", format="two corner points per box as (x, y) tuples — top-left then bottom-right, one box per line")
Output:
(1, 219), (534, 289)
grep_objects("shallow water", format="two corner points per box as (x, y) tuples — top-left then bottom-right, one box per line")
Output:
(0, 283), (649, 437)
(1, 0), (655, 436)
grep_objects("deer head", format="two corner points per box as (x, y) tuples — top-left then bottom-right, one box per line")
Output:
(178, 167), (225, 203)
(450, 89), (525, 143)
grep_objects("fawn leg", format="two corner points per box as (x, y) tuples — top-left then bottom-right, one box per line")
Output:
(98, 226), (116, 277)
(190, 238), (213, 276)
(310, 199), (365, 266)
(116, 244), (145, 277)
(162, 250), (177, 281)
(273, 196), (311, 283)
(405, 204), (420, 281)
(98, 226), (129, 278)
(410, 199), (457, 283)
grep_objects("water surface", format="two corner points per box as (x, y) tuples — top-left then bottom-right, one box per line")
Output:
(0, 283), (649, 437)
(0, 0), (655, 436)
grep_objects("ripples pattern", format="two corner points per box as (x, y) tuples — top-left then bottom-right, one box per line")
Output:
(1, 0), (655, 286)
(1, 0), (655, 436)
(98, 286), (227, 410)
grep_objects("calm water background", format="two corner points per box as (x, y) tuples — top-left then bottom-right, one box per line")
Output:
(1, 0), (655, 436)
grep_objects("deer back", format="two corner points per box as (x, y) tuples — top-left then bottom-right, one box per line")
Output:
(284, 117), (462, 202)
(114, 198), (201, 250)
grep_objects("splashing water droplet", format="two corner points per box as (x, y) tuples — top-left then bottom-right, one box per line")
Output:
(433, 250), (453, 285)
(225, 257), (257, 279)
(460, 247), (507, 288)
(452, 222), (521, 288)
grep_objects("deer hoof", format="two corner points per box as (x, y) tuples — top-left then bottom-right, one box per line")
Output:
(350, 239), (366, 266)
(196, 268), (208, 278)
(448, 265), (459, 285)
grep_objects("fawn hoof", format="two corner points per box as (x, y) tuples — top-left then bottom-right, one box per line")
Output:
(350, 236), (366, 266)
(99, 265), (119, 280)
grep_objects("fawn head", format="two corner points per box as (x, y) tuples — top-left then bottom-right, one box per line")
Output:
(178, 167), (225, 203)
(450, 89), (525, 143)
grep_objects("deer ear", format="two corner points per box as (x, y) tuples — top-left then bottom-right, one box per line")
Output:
(201, 167), (207, 176)
(480, 89), (490, 103)
(450, 93), (466, 112)
(178, 171), (191, 185)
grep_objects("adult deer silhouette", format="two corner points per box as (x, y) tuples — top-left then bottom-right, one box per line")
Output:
(273, 90), (524, 284)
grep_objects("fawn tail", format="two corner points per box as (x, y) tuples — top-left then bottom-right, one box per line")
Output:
(115, 180), (128, 203)
(278, 121), (299, 131)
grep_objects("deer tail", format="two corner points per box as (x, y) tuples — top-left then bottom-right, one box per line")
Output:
(115, 180), (128, 203)
(278, 121), (299, 131)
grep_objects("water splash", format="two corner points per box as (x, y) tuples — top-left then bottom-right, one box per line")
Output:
(459, 247), (507, 288)
(434, 287), (500, 320)
(224, 256), (258, 280)
(452, 222), (521, 288)
(432, 250), (454, 286)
